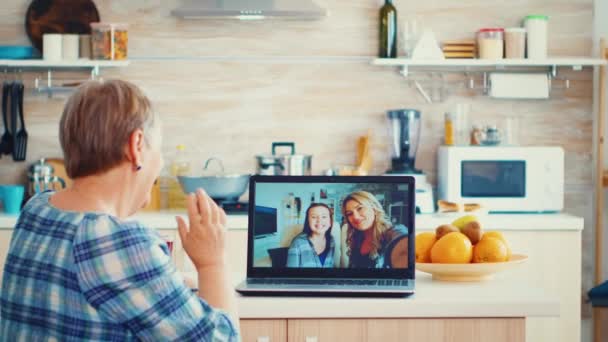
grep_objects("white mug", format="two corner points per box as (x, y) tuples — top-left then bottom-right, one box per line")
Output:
(62, 34), (79, 60)
(43, 34), (62, 61)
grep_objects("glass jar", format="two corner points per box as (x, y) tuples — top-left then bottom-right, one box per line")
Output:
(504, 28), (526, 59)
(470, 124), (484, 145)
(482, 125), (501, 145)
(90, 23), (128, 60)
(524, 15), (549, 59)
(477, 28), (504, 59)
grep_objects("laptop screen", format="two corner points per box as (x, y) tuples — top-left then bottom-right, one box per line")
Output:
(246, 175), (415, 279)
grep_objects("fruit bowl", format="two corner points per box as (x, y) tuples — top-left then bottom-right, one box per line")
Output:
(415, 254), (528, 282)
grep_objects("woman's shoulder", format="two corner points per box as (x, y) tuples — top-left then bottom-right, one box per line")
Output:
(388, 223), (408, 235)
(380, 223), (408, 244)
(289, 233), (310, 247)
(79, 214), (157, 240)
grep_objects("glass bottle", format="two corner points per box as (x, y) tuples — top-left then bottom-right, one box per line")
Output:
(444, 112), (454, 146)
(379, 0), (398, 58)
(168, 144), (191, 210)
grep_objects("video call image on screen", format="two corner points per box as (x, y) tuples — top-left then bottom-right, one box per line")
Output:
(252, 182), (411, 269)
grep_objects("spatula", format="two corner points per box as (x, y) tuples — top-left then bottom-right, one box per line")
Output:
(0, 82), (12, 156)
(13, 82), (27, 161)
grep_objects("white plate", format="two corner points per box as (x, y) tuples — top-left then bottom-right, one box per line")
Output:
(416, 254), (528, 282)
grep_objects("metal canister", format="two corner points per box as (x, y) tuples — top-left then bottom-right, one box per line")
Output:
(255, 142), (312, 176)
(27, 158), (66, 197)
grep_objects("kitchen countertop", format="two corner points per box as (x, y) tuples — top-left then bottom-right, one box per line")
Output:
(183, 271), (559, 319)
(0, 211), (583, 231)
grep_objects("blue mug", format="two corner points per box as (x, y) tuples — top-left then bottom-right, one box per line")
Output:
(0, 185), (25, 215)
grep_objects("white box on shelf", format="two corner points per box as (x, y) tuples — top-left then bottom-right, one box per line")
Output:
(489, 72), (549, 99)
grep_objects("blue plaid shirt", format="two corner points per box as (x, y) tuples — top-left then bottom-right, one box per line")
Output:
(0, 192), (238, 341)
(287, 233), (335, 268)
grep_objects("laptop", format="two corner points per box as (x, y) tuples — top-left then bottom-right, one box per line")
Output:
(235, 175), (415, 296)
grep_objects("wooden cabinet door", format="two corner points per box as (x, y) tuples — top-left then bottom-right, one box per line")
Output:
(288, 319), (366, 342)
(287, 318), (524, 342)
(240, 319), (287, 342)
(366, 318), (525, 342)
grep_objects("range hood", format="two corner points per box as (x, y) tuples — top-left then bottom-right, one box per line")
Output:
(171, 0), (327, 20)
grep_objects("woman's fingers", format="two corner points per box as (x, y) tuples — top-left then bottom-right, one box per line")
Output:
(186, 192), (198, 224)
(219, 207), (227, 227)
(206, 192), (221, 225)
(176, 216), (188, 244)
(196, 188), (212, 222)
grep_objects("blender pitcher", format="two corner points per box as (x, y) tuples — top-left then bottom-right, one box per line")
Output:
(386, 109), (421, 174)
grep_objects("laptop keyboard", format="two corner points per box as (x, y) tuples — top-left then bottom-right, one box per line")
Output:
(247, 278), (409, 287)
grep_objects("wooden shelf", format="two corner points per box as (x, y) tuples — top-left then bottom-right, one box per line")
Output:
(0, 59), (129, 68)
(372, 57), (607, 67)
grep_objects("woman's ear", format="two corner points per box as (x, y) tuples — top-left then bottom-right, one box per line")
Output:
(126, 128), (145, 169)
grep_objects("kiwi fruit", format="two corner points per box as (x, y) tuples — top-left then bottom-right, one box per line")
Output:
(461, 221), (483, 244)
(435, 224), (459, 240)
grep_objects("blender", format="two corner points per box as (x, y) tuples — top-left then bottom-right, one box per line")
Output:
(385, 109), (434, 213)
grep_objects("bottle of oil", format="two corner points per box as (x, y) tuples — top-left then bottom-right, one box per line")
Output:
(379, 0), (398, 58)
(168, 144), (190, 210)
(444, 112), (454, 146)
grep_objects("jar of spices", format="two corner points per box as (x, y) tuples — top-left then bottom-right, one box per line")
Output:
(504, 28), (526, 59)
(477, 28), (504, 59)
(470, 124), (483, 145)
(90, 23), (128, 60)
(524, 15), (549, 59)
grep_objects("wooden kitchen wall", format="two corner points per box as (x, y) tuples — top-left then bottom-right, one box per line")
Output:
(0, 0), (597, 313)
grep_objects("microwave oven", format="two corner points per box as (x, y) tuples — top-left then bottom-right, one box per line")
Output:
(437, 146), (564, 213)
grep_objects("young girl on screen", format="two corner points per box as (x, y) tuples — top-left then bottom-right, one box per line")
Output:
(287, 203), (336, 268)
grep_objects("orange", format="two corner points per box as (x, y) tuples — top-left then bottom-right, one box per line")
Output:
(415, 232), (437, 263)
(483, 231), (511, 260)
(430, 232), (473, 264)
(472, 237), (508, 263)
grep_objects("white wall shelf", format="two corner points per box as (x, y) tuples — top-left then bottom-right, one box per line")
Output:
(372, 57), (606, 68)
(0, 59), (129, 68)
(372, 57), (606, 102)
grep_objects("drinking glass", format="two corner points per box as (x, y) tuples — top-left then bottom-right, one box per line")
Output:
(402, 17), (420, 58)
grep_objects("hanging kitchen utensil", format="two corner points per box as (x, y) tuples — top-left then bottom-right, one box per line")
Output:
(13, 82), (27, 161)
(0, 82), (13, 156)
(25, 0), (100, 53)
(10, 82), (20, 161)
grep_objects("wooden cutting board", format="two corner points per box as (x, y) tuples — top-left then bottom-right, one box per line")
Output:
(25, 0), (100, 53)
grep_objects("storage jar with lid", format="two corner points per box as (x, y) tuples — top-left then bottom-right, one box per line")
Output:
(477, 28), (504, 59)
(524, 15), (548, 59)
(90, 23), (128, 60)
(504, 28), (526, 59)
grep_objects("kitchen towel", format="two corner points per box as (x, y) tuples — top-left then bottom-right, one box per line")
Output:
(489, 72), (549, 99)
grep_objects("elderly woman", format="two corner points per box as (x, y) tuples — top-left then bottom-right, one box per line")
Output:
(341, 191), (409, 269)
(0, 80), (239, 341)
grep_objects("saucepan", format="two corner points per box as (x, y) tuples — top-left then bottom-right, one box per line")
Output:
(178, 158), (250, 202)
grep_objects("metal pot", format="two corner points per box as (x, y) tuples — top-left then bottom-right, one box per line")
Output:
(255, 142), (312, 175)
(178, 158), (250, 202)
